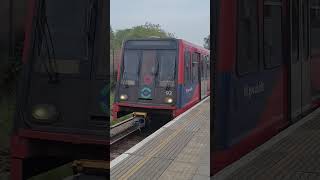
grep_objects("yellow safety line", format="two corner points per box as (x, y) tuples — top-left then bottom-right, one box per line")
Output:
(118, 107), (204, 180)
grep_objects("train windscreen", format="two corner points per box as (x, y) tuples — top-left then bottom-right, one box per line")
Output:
(121, 49), (177, 87)
(158, 50), (176, 87)
(122, 50), (140, 84)
(140, 50), (157, 86)
(32, 0), (91, 76)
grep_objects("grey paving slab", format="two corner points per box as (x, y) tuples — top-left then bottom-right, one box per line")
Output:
(128, 157), (172, 180)
(216, 108), (320, 180)
(110, 97), (210, 180)
(193, 174), (210, 180)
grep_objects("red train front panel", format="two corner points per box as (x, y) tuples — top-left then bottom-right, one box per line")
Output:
(15, 0), (108, 139)
(112, 38), (210, 119)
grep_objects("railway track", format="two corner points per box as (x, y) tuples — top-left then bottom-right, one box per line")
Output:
(110, 115), (171, 161)
(110, 130), (153, 161)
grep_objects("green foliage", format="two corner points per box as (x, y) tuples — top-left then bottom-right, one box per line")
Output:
(111, 22), (176, 50)
(204, 34), (210, 50)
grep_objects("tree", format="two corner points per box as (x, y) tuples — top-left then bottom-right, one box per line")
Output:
(204, 34), (210, 50)
(111, 22), (175, 50)
(110, 26), (115, 49)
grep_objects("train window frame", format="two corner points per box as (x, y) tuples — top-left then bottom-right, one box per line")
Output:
(121, 50), (141, 86)
(236, 0), (260, 76)
(200, 55), (205, 80)
(263, 0), (283, 69)
(192, 52), (199, 83)
(156, 50), (177, 88)
(184, 49), (191, 84)
(206, 56), (210, 80)
(310, 1), (320, 58)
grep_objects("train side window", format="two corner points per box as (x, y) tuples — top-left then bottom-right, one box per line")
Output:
(291, 0), (299, 62)
(192, 52), (199, 83)
(237, 0), (259, 75)
(184, 50), (191, 84)
(204, 55), (209, 80)
(311, 1), (320, 57)
(206, 56), (210, 80)
(201, 55), (205, 80)
(263, 0), (282, 68)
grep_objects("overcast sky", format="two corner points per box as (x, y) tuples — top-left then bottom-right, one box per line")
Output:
(110, 0), (210, 47)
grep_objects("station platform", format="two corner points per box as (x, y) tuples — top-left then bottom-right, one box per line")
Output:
(213, 107), (320, 180)
(110, 97), (210, 180)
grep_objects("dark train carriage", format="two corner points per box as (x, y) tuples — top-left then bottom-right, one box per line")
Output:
(112, 38), (210, 120)
(213, 0), (320, 175)
(10, 0), (108, 179)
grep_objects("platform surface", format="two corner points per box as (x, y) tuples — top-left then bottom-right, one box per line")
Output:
(213, 107), (320, 180)
(111, 97), (210, 180)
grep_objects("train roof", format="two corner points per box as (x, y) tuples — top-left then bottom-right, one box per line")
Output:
(123, 38), (210, 54)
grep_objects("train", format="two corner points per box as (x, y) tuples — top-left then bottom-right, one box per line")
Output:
(212, 0), (320, 175)
(112, 38), (210, 121)
(0, 0), (108, 179)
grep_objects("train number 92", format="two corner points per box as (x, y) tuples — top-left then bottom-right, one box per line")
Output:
(165, 91), (173, 96)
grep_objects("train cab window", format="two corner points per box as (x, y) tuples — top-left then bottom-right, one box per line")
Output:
(263, 0), (282, 68)
(237, 0), (259, 75)
(139, 50), (157, 86)
(192, 53), (199, 83)
(122, 50), (140, 85)
(311, 1), (320, 57)
(158, 50), (176, 87)
(184, 50), (191, 84)
(33, 0), (92, 75)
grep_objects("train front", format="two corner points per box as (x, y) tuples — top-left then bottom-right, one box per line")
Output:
(112, 39), (178, 119)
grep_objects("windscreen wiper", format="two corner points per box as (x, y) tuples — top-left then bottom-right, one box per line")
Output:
(35, 0), (59, 83)
(164, 62), (175, 90)
(121, 72), (129, 88)
(86, 0), (97, 62)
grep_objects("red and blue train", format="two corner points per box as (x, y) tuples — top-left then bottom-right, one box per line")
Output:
(112, 38), (210, 120)
(213, 0), (320, 175)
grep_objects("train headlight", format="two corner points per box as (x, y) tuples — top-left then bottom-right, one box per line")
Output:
(120, 94), (128, 101)
(32, 104), (58, 122)
(164, 97), (174, 104)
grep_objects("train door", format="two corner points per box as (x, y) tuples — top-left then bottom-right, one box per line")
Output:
(290, 0), (311, 122)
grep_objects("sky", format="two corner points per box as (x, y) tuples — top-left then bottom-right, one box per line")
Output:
(110, 0), (210, 47)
